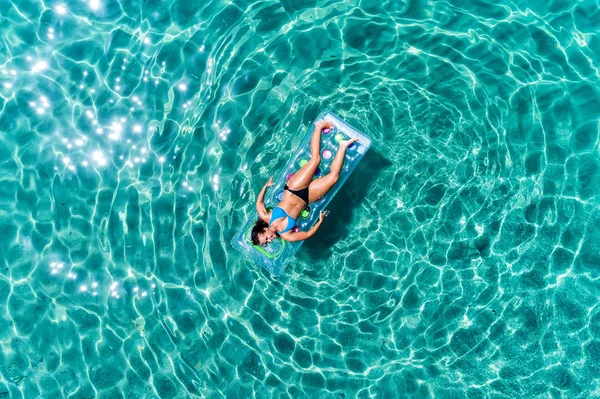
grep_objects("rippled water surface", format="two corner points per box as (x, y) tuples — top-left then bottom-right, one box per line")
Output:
(1, 0), (600, 397)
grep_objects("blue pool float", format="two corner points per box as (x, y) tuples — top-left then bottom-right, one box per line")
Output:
(231, 109), (373, 276)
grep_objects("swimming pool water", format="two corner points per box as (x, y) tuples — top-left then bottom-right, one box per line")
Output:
(0, 0), (599, 397)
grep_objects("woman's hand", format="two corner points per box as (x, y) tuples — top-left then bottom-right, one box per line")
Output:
(315, 121), (334, 130)
(265, 177), (274, 187)
(319, 210), (329, 222)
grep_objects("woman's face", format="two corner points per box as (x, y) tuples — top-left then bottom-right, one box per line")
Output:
(258, 228), (276, 245)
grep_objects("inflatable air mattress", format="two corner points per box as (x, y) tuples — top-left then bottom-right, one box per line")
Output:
(231, 110), (372, 276)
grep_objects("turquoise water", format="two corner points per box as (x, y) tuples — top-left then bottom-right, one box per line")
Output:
(1, 0), (599, 397)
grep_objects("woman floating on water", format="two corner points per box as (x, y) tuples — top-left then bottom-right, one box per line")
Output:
(251, 121), (358, 245)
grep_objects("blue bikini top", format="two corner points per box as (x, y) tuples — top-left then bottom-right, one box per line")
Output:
(269, 207), (296, 233)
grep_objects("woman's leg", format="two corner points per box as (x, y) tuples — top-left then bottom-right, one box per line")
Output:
(286, 126), (322, 190)
(307, 138), (358, 202)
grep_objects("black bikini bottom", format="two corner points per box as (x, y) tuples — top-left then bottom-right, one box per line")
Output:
(284, 184), (309, 203)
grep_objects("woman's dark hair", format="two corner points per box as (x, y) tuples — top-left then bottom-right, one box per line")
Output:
(250, 219), (269, 246)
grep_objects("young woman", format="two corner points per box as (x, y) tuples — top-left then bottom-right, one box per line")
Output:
(251, 121), (358, 245)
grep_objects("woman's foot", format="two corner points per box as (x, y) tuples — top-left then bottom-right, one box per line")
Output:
(340, 137), (359, 148)
(315, 121), (334, 131)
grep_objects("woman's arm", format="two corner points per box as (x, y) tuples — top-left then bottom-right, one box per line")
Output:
(256, 177), (274, 221)
(280, 211), (328, 242)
